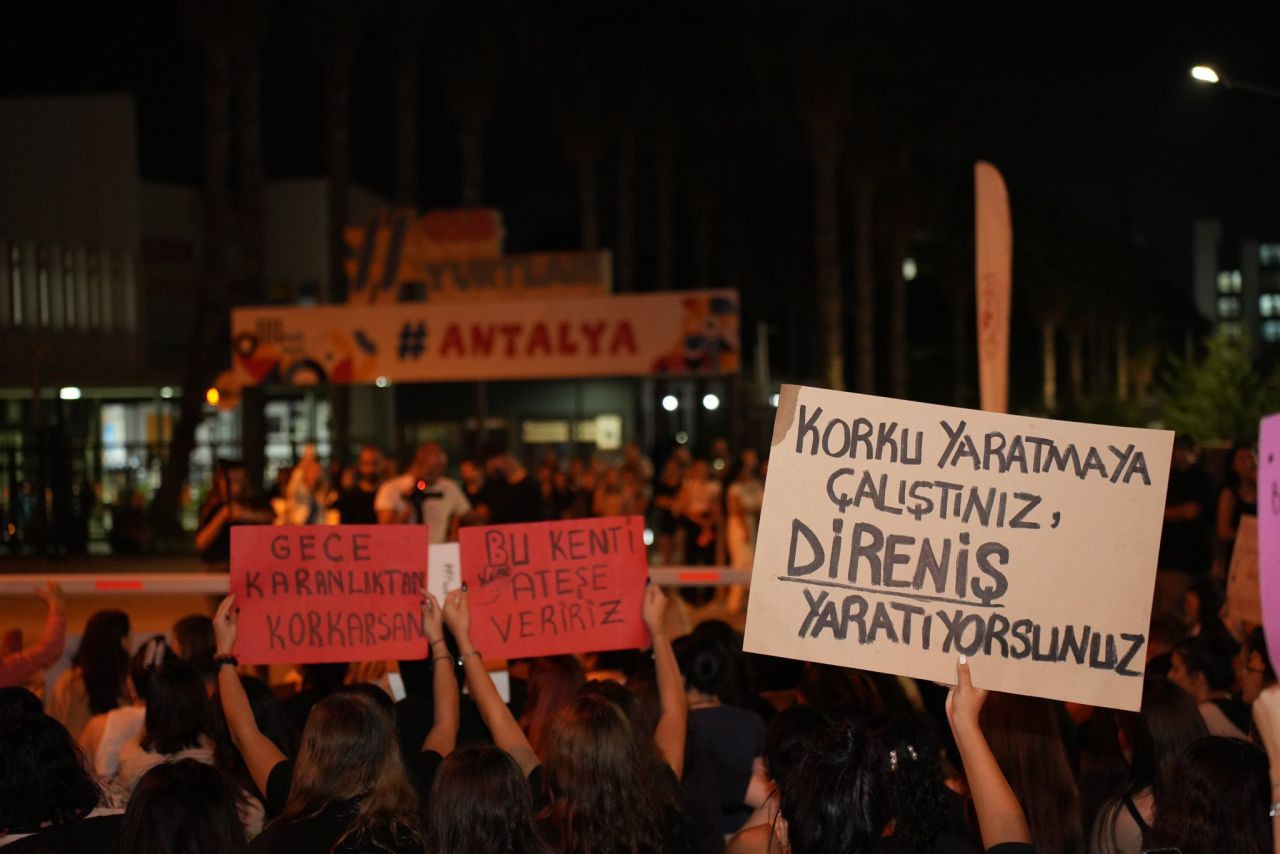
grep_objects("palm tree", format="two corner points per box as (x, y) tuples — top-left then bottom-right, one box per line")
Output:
(152, 1), (235, 535)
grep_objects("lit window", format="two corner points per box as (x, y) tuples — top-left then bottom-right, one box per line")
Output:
(1265, 320), (1280, 343)
(1261, 244), (1280, 266)
(1222, 321), (1243, 339)
(1232, 270), (1243, 290)
(1217, 296), (1240, 319)
(1262, 294), (1280, 318)
(9, 242), (23, 326)
(1217, 271), (1232, 292)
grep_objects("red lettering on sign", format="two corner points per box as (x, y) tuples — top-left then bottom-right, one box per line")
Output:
(582, 321), (605, 355)
(471, 325), (495, 356)
(610, 321), (638, 355)
(440, 324), (465, 357)
(461, 516), (649, 659)
(527, 322), (552, 356)
(557, 322), (579, 355)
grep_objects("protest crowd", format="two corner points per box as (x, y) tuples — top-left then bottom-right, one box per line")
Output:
(0, 434), (1275, 854)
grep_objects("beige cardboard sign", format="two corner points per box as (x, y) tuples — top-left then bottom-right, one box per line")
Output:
(1227, 515), (1261, 632)
(743, 386), (1173, 711)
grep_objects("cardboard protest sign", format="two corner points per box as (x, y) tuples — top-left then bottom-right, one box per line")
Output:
(427, 542), (462, 605)
(231, 525), (430, 665)
(1226, 515), (1261, 632)
(744, 386), (1173, 711)
(1260, 415), (1280, 664)
(461, 516), (649, 659)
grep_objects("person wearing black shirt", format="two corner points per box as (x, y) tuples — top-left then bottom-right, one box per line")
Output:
(1154, 436), (1214, 620)
(481, 454), (545, 524)
(195, 462), (273, 569)
(334, 445), (383, 525)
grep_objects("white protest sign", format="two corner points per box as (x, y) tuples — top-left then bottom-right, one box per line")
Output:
(428, 542), (462, 604)
(744, 386), (1173, 711)
(1227, 515), (1261, 632)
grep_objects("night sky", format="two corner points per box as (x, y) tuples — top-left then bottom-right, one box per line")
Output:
(3, 3), (1278, 299)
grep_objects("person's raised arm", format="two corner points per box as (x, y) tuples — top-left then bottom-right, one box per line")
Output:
(420, 593), (459, 756)
(0, 582), (65, 689)
(1251, 685), (1280, 854)
(195, 505), (232, 553)
(213, 595), (286, 798)
(646, 582), (687, 780)
(946, 656), (1031, 850)
(442, 586), (540, 775)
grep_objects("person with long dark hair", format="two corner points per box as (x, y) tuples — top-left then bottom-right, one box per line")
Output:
(81, 635), (175, 779)
(116, 659), (215, 795)
(212, 675), (299, 838)
(518, 655), (585, 760)
(1168, 634), (1250, 739)
(779, 719), (887, 854)
(1145, 736), (1270, 854)
(173, 614), (218, 689)
(425, 744), (553, 854)
(1239, 626), (1276, 705)
(118, 758), (250, 854)
(214, 592), (458, 852)
(0, 711), (122, 852)
(1090, 674), (1207, 853)
(441, 582), (693, 853)
(1215, 440), (1257, 572)
(979, 692), (1083, 853)
(47, 609), (131, 741)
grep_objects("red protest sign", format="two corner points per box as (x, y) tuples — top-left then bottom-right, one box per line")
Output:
(230, 525), (430, 665)
(461, 516), (649, 659)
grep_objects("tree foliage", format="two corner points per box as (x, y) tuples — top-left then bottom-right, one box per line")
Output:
(1159, 332), (1280, 442)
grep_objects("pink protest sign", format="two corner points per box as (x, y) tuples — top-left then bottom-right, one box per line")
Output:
(1260, 414), (1280, 663)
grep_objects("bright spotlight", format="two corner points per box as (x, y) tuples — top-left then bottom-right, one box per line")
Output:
(59, 387), (82, 400)
(902, 257), (918, 282)
(661, 394), (679, 412)
(702, 393), (720, 411)
(1191, 65), (1220, 84)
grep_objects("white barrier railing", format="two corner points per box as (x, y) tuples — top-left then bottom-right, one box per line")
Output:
(0, 567), (752, 595)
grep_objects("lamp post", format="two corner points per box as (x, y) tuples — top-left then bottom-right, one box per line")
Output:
(1190, 64), (1280, 100)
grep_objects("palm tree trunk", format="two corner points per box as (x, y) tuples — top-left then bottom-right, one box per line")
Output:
(325, 39), (353, 461)
(889, 225), (909, 398)
(1068, 325), (1085, 405)
(654, 135), (675, 291)
(615, 127), (635, 292)
(152, 36), (232, 535)
(458, 104), (485, 207)
(1115, 321), (1130, 401)
(1042, 318), (1059, 413)
(391, 30), (420, 207)
(813, 140), (843, 391)
(578, 146), (600, 251)
(852, 165), (874, 393)
(235, 33), (267, 489)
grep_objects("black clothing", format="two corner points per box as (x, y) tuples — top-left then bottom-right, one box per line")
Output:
(334, 485), (378, 525)
(2, 814), (123, 854)
(1158, 464), (1214, 576)
(485, 477), (545, 525)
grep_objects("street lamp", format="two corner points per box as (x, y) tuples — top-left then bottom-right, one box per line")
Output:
(1190, 64), (1280, 100)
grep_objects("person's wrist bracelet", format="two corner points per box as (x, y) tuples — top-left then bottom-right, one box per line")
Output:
(213, 654), (238, 668)
(429, 637), (447, 648)
(1269, 799), (1280, 818)
(458, 650), (482, 665)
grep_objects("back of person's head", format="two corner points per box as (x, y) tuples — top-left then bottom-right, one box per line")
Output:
(866, 712), (948, 852)
(520, 655), (586, 759)
(336, 681), (396, 715)
(780, 719), (886, 854)
(130, 635), (178, 701)
(119, 759), (249, 854)
(284, 690), (421, 850)
(73, 609), (131, 715)
(543, 693), (676, 853)
(300, 661), (349, 693)
(0, 687), (43, 720)
(1116, 674), (1207, 799)
(797, 664), (885, 718)
(1173, 634), (1239, 693)
(674, 627), (743, 705)
(213, 676), (298, 798)
(142, 660), (210, 755)
(1184, 579), (1223, 627)
(172, 615), (216, 676)
(427, 745), (552, 854)
(979, 692), (1083, 854)
(1149, 736), (1270, 854)
(0, 712), (100, 833)
(762, 704), (829, 793)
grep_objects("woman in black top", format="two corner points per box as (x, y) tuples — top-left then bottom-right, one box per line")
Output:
(212, 592), (460, 853)
(0, 711), (122, 854)
(119, 759), (249, 854)
(1216, 441), (1258, 569)
(440, 582), (693, 854)
(426, 744), (552, 854)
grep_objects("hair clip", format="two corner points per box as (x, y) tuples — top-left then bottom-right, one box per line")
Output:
(889, 749), (899, 772)
(146, 637), (167, 669)
(906, 744), (918, 762)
